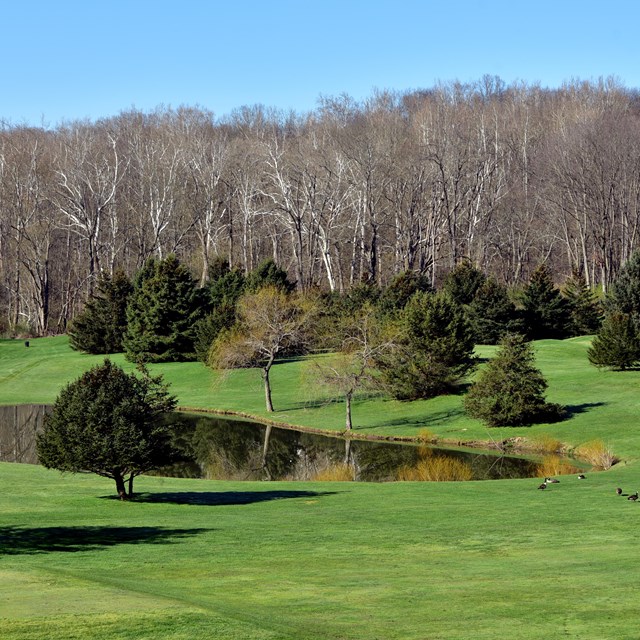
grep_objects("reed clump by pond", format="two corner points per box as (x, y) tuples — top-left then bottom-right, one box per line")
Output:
(397, 454), (473, 482)
(574, 439), (619, 470)
(311, 463), (355, 481)
(536, 455), (581, 478)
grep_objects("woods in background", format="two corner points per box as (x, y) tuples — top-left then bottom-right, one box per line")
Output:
(1, 76), (638, 335)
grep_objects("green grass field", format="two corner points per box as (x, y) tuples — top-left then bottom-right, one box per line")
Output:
(3, 335), (640, 639)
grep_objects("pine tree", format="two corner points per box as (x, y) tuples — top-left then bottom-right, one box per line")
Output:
(193, 264), (247, 362)
(379, 291), (476, 400)
(467, 277), (522, 344)
(36, 359), (177, 498)
(464, 333), (565, 426)
(521, 264), (571, 339)
(587, 312), (640, 370)
(376, 271), (433, 317)
(563, 270), (602, 336)
(245, 259), (295, 293)
(606, 250), (640, 323)
(124, 255), (202, 363)
(442, 260), (486, 305)
(68, 270), (133, 354)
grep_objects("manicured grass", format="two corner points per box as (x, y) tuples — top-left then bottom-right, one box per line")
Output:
(3, 335), (640, 638)
(3, 335), (640, 459)
(4, 461), (640, 640)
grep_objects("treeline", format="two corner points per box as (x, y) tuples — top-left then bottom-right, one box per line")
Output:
(2, 75), (640, 335)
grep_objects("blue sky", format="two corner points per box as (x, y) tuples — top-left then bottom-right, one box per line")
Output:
(1, 0), (638, 127)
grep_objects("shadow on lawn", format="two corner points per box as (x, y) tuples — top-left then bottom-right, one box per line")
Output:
(126, 490), (339, 506)
(565, 402), (607, 417)
(0, 525), (208, 556)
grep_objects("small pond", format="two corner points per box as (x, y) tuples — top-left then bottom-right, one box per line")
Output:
(0, 405), (545, 481)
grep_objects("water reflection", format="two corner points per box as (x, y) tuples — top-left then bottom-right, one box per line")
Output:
(161, 413), (541, 482)
(0, 404), (50, 464)
(0, 406), (542, 481)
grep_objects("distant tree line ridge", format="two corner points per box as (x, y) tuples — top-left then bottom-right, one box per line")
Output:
(2, 75), (640, 335)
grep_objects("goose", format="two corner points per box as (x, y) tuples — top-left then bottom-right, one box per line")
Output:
(577, 474), (586, 480)
(616, 487), (623, 495)
(628, 492), (638, 501)
(538, 481), (547, 490)
(545, 477), (560, 484)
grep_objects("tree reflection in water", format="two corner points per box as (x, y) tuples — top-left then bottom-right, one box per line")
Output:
(0, 407), (542, 481)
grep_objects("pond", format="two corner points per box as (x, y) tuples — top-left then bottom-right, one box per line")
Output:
(0, 405), (543, 481)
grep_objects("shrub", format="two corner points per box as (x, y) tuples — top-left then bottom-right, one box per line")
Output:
(396, 456), (473, 482)
(574, 439), (619, 470)
(536, 455), (580, 478)
(528, 433), (564, 455)
(312, 463), (355, 481)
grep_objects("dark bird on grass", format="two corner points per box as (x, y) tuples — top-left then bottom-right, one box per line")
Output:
(538, 482), (547, 490)
(545, 477), (560, 484)
(616, 487), (623, 495)
(628, 492), (638, 501)
(578, 474), (586, 480)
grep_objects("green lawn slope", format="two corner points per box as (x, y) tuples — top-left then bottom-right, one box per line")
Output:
(3, 335), (640, 638)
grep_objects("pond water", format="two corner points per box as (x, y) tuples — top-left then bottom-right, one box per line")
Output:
(159, 413), (542, 481)
(0, 405), (542, 481)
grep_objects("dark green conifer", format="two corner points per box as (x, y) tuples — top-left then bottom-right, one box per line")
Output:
(468, 278), (522, 344)
(68, 270), (133, 354)
(442, 260), (486, 305)
(379, 291), (476, 400)
(464, 333), (565, 426)
(521, 264), (571, 339)
(563, 270), (602, 336)
(587, 312), (640, 370)
(124, 255), (201, 363)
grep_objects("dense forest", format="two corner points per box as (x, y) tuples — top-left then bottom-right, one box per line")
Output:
(2, 75), (640, 335)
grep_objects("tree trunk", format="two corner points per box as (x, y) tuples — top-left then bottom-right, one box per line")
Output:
(128, 474), (135, 497)
(261, 424), (272, 479)
(263, 366), (274, 412)
(114, 473), (128, 500)
(345, 391), (353, 430)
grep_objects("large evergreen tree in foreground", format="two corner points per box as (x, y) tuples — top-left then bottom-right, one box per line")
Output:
(36, 360), (177, 498)
(464, 333), (565, 426)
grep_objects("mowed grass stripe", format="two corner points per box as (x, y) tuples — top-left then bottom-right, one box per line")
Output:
(4, 464), (640, 638)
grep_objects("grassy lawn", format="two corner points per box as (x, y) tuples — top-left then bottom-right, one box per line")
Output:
(3, 335), (640, 638)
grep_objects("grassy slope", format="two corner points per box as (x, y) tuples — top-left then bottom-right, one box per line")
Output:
(4, 462), (640, 640)
(3, 335), (640, 638)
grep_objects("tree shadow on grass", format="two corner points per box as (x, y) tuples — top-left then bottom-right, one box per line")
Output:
(0, 525), (208, 556)
(564, 402), (607, 418)
(356, 408), (467, 431)
(125, 490), (339, 506)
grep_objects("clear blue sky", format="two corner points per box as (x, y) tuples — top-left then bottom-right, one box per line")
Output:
(2, 0), (638, 127)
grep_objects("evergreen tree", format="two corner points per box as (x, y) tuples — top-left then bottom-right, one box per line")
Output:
(124, 255), (202, 363)
(36, 359), (177, 498)
(464, 333), (565, 427)
(606, 250), (640, 323)
(587, 312), (640, 370)
(468, 278), (522, 344)
(68, 270), (133, 354)
(521, 264), (571, 339)
(379, 291), (476, 400)
(442, 260), (486, 305)
(193, 263), (247, 362)
(245, 259), (295, 293)
(563, 269), (602, 336)
(376, 271), (433, 318)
